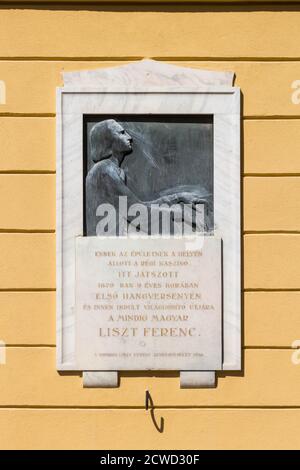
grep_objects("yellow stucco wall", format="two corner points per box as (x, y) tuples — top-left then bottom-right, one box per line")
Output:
(0, 1), (300, 450)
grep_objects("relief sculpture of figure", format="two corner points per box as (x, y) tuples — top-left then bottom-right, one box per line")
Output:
(86, 119), (208, 235)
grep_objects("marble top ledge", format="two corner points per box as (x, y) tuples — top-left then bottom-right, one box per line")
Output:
(62, 59), (234, 89)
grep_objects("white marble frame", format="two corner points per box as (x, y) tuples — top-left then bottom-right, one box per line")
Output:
(56, 86), (241, 372)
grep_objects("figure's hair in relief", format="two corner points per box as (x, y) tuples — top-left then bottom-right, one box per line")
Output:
(90, 119), (117, 163)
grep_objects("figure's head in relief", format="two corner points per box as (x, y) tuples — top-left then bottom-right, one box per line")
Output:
(90, 119), (132, 163)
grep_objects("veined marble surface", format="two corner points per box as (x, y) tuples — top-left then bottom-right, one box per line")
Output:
(62, 59), (234, 89)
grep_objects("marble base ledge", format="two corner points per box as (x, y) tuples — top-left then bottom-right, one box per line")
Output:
(82, 371), (216, 388)
(83, 371), (119, 388)
(180, 371), (216, 388)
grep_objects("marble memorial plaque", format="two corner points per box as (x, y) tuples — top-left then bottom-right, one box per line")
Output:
(56, 60), (241, 383)
(75, 236), (222, 371)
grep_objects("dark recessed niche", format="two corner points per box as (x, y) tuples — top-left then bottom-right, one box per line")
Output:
(83, 114), (214, 236)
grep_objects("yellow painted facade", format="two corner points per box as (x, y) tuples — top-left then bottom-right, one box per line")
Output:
(0, 1), (300, 449)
